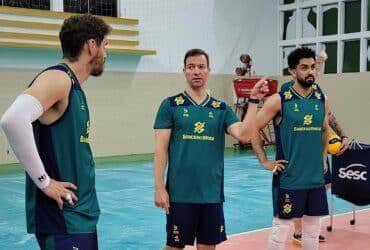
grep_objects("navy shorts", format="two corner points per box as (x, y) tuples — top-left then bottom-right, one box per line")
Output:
(166, 202), (227, 248)
(36, 231), (98, 250)
(324, 166), (332, 185)
(324, 156), (333, 185)
(273, 186), (329, 219)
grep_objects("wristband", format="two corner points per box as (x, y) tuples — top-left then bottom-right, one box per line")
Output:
(248, 98), (260, 104)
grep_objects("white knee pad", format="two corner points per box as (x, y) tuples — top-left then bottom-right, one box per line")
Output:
(302, 216), (321, 250)
(268, 217), (293, 250)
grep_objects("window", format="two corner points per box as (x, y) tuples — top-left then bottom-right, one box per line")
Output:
(343, 40), (360, 73)
(300, 43), (315, 51)
(282, 46), (296, 75)
(344, 0), (361, 34)
(282, 10), (296, 40)
(63, 0), (117, 17)
(278, 1), (370, 75)
(322, 42), (337, 74)
(2, 0), (50, 10)
(280, 0), (295, 4)
(302, 7), (317, 38)
(322, 4), (338, 36)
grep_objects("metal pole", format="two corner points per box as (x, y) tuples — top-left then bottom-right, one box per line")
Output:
(87, 0), (90, 14)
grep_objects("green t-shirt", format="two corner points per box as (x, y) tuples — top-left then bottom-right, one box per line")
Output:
(274, 83), (326, 189)
(154, 91), (239, 203)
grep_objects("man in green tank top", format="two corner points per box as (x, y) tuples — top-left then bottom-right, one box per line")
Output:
(153, 48), (269, 249)
(1, 14), (111, 249)
(281, 53), (350, 244)
(252, 47), (330, 250)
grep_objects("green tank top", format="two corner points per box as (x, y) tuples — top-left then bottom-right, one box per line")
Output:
(26, 63), (99, 234)
(274, 83), (326, 189)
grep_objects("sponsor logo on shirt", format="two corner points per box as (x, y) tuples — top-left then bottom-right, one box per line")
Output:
(175, 96), (185, 106)
(194, 122), (205, 134)
(293, 114), (321, 132)
(211, 101), (221, 108)
(80, 120), (91, 144)
(182, 121), (215, 141)
(294, 103), (299, 112)
(284, 90), (292, 100)
(303, 114), (313, 126)
(183, 108), (189, 117)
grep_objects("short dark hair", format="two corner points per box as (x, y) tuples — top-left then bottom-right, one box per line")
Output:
(184, 49), (209, 67)
(59, 14), (111, 62)
(287, 47), (316, 69)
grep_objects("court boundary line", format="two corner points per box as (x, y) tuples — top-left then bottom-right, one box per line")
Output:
(228, 207), (370, 237)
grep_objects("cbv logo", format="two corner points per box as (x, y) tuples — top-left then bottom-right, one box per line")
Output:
(338, 163), (368, 181)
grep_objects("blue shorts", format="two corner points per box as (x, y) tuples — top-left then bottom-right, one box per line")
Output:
(166, 202), (227, 248)
(273, 186), (329, 219)
(35, 231), (98, 250)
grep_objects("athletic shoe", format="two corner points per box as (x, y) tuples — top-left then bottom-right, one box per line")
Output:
(319, 234), (326, 242)
(292, 233), (302, 245)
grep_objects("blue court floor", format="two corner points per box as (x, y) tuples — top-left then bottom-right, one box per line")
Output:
(0, 151), (361, 249)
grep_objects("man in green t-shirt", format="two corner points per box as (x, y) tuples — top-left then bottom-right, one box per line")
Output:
(153, 48), (268, 249)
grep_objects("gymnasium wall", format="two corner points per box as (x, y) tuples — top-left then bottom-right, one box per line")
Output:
(0, 69), (236, 164)
(1, 69), (370, 164)
(118, 0), (279, 75)
(0, 0), (279, 75)
(0, 0), (279, 164)
(1, 1), (369, 164)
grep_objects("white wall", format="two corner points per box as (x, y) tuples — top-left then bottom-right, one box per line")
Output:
(0, 1), (278, 75)
(119, 0), (278, 75)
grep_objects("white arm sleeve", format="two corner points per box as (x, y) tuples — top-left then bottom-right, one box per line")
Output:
(0, 94), (50, 189)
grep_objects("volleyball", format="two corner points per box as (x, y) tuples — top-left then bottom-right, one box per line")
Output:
(328, 134), (342, 155)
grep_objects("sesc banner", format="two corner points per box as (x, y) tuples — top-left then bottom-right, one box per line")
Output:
(332, 143), (370, 206)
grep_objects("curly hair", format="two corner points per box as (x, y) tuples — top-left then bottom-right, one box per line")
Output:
(288, 47), (316, 69)
(59, 14), (111, 62)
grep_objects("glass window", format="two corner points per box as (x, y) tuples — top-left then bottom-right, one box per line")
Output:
(3, 0), (50, 10)
(302, 7), (317, 38)
(343, 40), (360, 73)
(322, 42), (337, 74)
(280, 0), (295, 4)
(322, 4), (338, 36)
(301, 44), (316, 51)
(344, 0), (361, 34)
(282, 46), (296, 75)
(282, 10), (296, 40)
(63, 0), (117, 17)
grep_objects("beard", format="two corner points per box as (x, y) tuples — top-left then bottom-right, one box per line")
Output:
(297, 74), (315, 89)
(90, 55), (105, 76)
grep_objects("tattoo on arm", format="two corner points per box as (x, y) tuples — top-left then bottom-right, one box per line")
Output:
(328, 111), (346, 137)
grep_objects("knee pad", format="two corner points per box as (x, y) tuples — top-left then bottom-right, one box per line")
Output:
(269, 217), (293, 244)
(302, 216), (321, 239)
